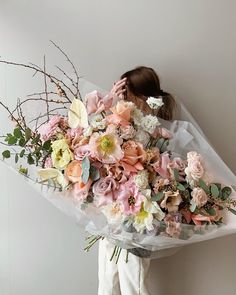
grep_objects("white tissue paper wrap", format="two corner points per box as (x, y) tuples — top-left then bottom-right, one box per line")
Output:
(1, 78), (236, 255)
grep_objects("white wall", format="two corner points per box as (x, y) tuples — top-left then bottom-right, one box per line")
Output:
(0, 1), (236, 294)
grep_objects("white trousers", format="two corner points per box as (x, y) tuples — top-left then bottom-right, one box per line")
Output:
(98, 238), (151, 295)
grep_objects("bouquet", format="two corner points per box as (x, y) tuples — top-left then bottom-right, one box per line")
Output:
(1, 43), (236, 260)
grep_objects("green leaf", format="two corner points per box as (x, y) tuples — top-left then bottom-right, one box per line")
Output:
(82, 156), (90, 184)
(15, 154), (19, 163)
(43, 140), (51, 151)
(31, 134), (41, 144)
(210, 184), (219, 198)
(2, 150), (11, 158)
(19, 166), (28, 175)
(173, 168), (179, 181)
(8, 135), (17, 145)
(19, 138), (26, 147)
(229, 208), (236, 215)
(177, 183), (186, 191)
(90, 166), (100, 181)
(190, 202), (197, 212)
(13, 127), (23, 138)
(25, 128), (32, 141)
(19, 149), (25, 158)
(199, 179), (210, 193)
(221, 187), (232, 200)
(160, 139), (169, 153)
(27, 154), (35, 165)
(156, 138), (165, 149)
(207, 208), (216, 216)
(151, 191), (164, 202)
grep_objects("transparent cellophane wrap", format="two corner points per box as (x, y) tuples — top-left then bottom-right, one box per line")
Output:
(1, 78), (236, 258)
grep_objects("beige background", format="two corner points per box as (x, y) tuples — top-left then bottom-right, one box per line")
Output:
(0, 0), (236, 294)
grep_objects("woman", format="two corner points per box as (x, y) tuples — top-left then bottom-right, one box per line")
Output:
(98, 66), (177, 295)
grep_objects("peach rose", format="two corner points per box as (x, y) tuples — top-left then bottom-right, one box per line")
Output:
(121, 140), (146, 172)
(65, 160), (82, 183)
(185, 152), (205, 184)
(106, 101), (134, 126)
(191, 187), (208, 208)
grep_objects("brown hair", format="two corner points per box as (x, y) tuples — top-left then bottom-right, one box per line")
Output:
(121, 66), (176, 121)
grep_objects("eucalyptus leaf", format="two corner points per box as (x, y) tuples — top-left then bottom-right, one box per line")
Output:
(151, 191), (164, 202)
(221, 187), (232, 200)
(82, 156), (90, 184)
(90, 166), (100, 181)
(27, 154), (35, 165)
(14, 127), (23, 138)
(173, 168), (179, 181)
(160, 140), (169, 153)
(19, 149), (25, 158)
(25, 128), (32, 141)
(43, 140), (51, 151)
(2, 150), (11, 158)
(210, 184), (219, 198)
(190, 202), (197, 212)
(19, 138), (26, 147)
(177, 183), (186, 191)
(207, 208), (216, 216)
(8, 136), (17, 145)
(199, 179), (210, 193)
(15, 154), (19, 163)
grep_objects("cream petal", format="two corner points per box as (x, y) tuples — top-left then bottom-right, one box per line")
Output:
(68, 98), (88, 129)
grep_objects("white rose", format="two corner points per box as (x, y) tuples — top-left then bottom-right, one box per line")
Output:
(131, 107), (144, 126)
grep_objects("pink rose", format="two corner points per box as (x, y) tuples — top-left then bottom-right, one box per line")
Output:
(85, 91), (113, 115)
(93, 177), (119, 206)
(152, 152), (171, 179)
(38, 115), (61, 141)
(191, 187), (208, 208)
(74, 144), (91, 160)
(168, 157), (187, 181)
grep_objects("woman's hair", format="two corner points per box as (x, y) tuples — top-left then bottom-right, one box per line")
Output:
(121, 66), (176, 121)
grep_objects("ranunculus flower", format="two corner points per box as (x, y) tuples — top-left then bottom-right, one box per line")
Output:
(121, 140), (146, 173)
(89, 132), (124, 164)
(51, 138), (73, 170)
(85, 91), (113, 115)
(117, 180), (145, 215)
(185, 151), (205, 185)
(106, 101), (134, 126)
(93, 177), (119, 206)
(160, 191), (182, 212)
(191, 187), (208, 208)
(65, 160), (83, 183)
(38, 115), (61, 141)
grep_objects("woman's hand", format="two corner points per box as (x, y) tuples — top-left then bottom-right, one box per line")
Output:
(110, 78), (127, 99)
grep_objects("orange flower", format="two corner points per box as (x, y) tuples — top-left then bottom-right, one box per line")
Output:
(65, 160), (83, 184)
(121, 140), (146, 172)
(106, 101), (134, 126)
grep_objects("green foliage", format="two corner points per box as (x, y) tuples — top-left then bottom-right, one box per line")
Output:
(199, 179), (210, 194)
(15, 154), (19, 163)
(151, 191), (164, 202)
(206, 208), (216, 216)
(176, 182), (186, 191)
(221, 187), (232, 200)
(19, 149), (25, 158)
(190, 202), (197, 212)
(210, 184), (219, 198)
(25, 128), (32, 141)
(2, 150), (11, 158)
(229, 208), (236, 215)
(173, 168), (179, 181)
(82, 156), (90, 184)
(27, 154), (35, 165)
(90, 166), (100, 181)
(43, 140), (51, 151)
(13, 127), (23, 138)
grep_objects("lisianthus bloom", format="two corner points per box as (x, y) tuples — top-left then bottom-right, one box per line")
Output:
(37, 168), (68, 189)
(89, 132), (124, 164)
(160, 190), (182, 212)
(117, 180), (145, 215)
(51, 138), (73, 170)
(153, 177), (170, 193)
(102, 202), (123, 224)
(168, 157), (187, 181)
(85, 91), (113, 115)
(185, 151), (205, 186)
(121, 140), (146, 173)
(104, 163), (128, 183)
(65, 160), (83, 183)
(152, 152), (171, 179)
(38, 115), (61, 141)
(106, 100), (134, 126)
(93, 177), (119, 206)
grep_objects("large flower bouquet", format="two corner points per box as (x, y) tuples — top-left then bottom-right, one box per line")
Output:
(1, 43), (236, 258)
